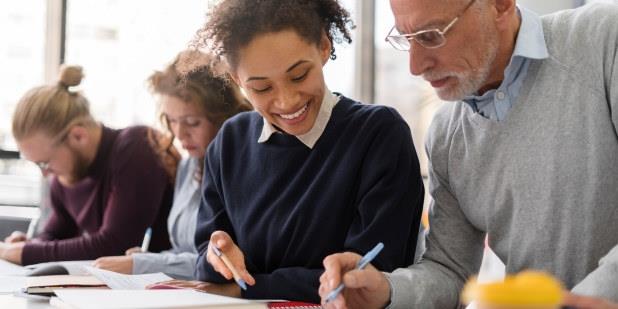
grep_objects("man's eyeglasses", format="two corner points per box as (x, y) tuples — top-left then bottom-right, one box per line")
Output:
(385, 0), (477, 51)
(34, 124), (74, 172)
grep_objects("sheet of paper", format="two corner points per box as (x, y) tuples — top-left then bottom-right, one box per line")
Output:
(85, 266), (172, 290)
(26, 260), (94, 276)
(0, 259), (28, 276)
(53, 289), (266, 309)
(0, 275), (27, 294)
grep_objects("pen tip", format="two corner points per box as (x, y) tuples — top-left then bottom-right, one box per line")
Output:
(237, 279), (247, 291)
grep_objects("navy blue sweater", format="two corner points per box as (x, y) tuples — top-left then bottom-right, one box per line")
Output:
(195, 97), (424, 302)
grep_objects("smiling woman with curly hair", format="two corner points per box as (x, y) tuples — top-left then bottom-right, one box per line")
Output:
(159, 0), (425, 303)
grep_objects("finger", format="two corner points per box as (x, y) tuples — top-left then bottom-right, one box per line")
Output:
(125, 247), (140, 255)
(210, 231), (234, 251)
(323, 252), (361, 289)
(241, 269), (256, 286)
(206, 248), (234, 280)
(562, 292), (608, 308)
(206, 247), (233, 279)
(342, 265), (381, 290)
(92, 259), (104, 268)
(322, 293), (346, 309)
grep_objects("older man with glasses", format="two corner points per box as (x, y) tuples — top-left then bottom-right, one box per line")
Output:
(319, 0), (618, 308)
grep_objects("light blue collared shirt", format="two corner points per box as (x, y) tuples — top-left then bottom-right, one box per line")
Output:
(463, 6), (549, 121)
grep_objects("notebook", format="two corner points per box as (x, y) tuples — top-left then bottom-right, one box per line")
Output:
(147, 282), (322, 308)
(51, 289), (268, 309)
(267, 301), (322, 308)
(24, 275), (106, 296)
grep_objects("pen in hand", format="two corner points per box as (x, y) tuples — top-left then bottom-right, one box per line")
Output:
(325, 242), (385, 303)
(141, 227), (152, 252)
(211, 246), (248, 291)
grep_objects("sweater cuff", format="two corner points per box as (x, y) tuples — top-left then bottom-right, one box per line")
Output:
(195, 254), (230, 284)
(21, 242), (48, 266)
(384, 271), (408, 309)
(240, 273), (272, 300)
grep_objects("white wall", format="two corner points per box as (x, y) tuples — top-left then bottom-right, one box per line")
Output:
(517, 0), (577, 14)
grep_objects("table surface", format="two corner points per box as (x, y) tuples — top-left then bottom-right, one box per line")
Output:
(0, 294), (53, 309)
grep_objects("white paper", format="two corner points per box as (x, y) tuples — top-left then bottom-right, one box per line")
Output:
(53, 289), (263, 309)
(0, 275), (27, 294)
(0, 259), (28, 276)
(26, 260), (94, 276)
(85, 266), (172, 290)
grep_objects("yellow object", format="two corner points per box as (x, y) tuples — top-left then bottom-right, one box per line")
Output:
(461, 270), (564, 308)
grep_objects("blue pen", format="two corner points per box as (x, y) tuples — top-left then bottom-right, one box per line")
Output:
(325, 242), (384, 303)
(211, 246), (248, 290)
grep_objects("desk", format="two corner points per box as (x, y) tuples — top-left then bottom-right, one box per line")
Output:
(0, 294), (53, 309)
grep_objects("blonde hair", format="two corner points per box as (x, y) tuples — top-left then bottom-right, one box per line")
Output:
(12, 65), (95, 141)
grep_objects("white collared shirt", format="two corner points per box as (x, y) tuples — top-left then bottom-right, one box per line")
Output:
(257, 89), (339, 149)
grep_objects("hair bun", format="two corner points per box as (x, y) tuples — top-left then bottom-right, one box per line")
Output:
(58, 65), (84, 88)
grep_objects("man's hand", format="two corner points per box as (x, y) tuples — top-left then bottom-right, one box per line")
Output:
(0, 241), (25, 265)
(563, 292), (618, 309)
(319, 252), (391, 309)
(4, 231), (27, 243)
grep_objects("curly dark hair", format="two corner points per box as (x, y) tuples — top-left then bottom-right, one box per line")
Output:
(193, 0), (354, 69)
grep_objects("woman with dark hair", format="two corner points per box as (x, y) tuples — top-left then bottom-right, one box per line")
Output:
(93, 50), (251, 279)
(159, 0), (425, 302)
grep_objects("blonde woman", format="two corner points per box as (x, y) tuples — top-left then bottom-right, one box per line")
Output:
(94, 51), (251, 279)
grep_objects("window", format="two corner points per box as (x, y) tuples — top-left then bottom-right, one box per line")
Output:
(64, 0), (359, 130)
(374, 0), (444, 176)
(0, 1), (46, 207)
(64, 0), (209, 129)
(0, 1), (47, 151)
(323, 0), (357, 97)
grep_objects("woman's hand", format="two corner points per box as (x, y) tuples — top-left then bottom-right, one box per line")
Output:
(147, 279), (241, 298)
(93, 255), (134, 274)
(206, 231), (255, 286)
(125, 246), (143, 255)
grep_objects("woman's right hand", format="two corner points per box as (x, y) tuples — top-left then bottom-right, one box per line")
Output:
(206, 230), (256, 286)
(125, 246), (143, 255)
(4, 231), (27, 243)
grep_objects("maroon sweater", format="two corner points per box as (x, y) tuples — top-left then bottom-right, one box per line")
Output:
(21, 126), (173, 265)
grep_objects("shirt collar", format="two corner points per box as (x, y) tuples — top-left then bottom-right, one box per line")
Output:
(512, 6), (549, 60)
(462, 6), (548, 106)
(258, 88), (339, 149)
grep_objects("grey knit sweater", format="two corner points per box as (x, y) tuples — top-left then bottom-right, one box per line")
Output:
(386, 3), (618, 308)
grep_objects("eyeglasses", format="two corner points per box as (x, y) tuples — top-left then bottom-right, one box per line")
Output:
(33, 122), (79, 172)
(385, 0), (477, 51)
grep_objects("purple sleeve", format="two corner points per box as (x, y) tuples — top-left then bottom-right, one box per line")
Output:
(34, 179), (79, 242)
(22, 130), (171, 265)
